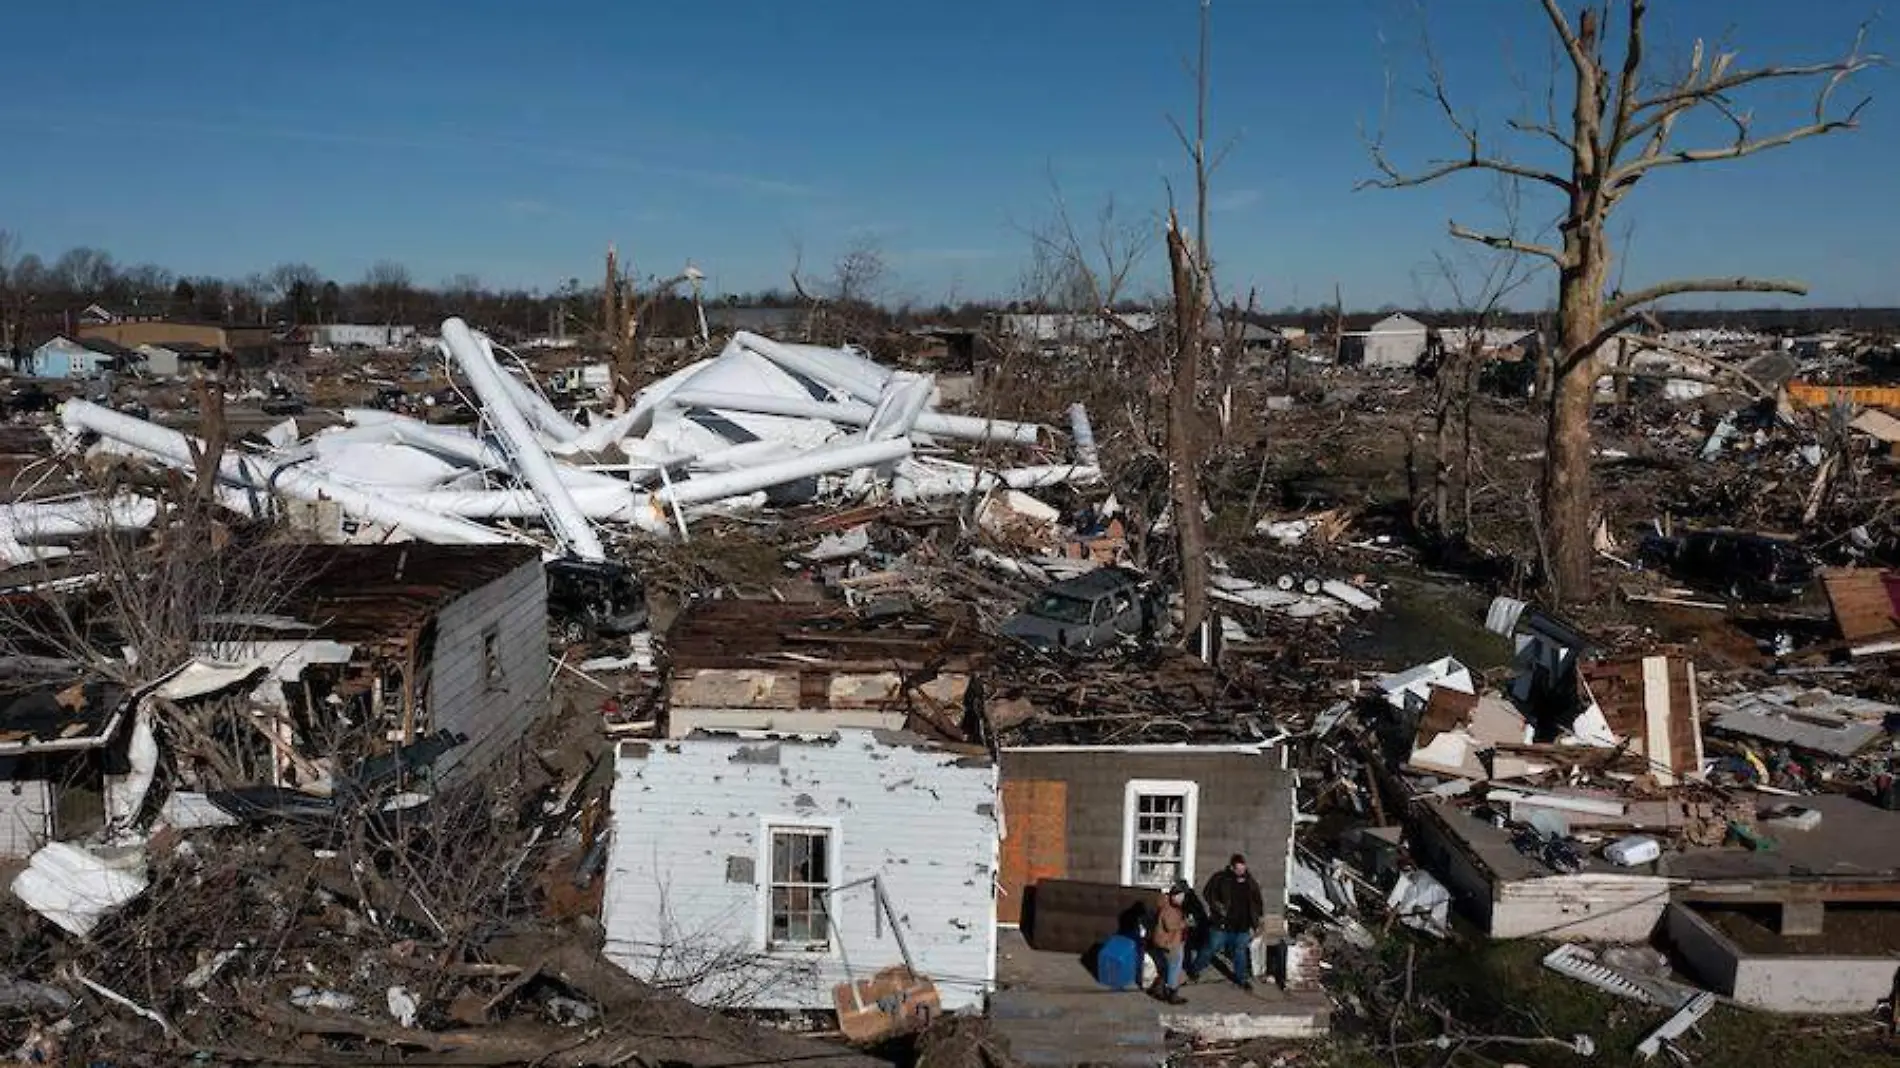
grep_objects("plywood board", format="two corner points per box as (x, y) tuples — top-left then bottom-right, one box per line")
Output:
(998, 779), (1067, 925)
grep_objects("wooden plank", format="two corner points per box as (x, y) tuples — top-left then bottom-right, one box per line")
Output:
(1642, 656), (1676, 787)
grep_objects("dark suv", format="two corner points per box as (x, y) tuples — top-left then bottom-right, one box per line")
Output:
(546, 558), (649, 643)
(1000, 567), (1161, 654)
(1641, 529), (1814, 602)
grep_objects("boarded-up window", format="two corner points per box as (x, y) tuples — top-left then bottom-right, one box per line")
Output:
(1122, 780), (1198, 888)
(767, 826), (831, 951)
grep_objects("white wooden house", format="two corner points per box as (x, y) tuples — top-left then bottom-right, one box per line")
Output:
(601, 729), (998, 1011)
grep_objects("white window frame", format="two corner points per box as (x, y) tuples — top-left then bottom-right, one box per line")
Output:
(757, 818), (842, 956)
(1121, 779), (1199, 888)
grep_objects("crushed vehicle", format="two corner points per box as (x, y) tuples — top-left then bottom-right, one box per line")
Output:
(546, 557), (649, 643)
(1000, 566), (1161, 654)
(1639, 527), (1815, 601)
(261, 388), (308, 416)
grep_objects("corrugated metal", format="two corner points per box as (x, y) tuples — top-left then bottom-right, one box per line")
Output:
(601, 730), (997, 1011)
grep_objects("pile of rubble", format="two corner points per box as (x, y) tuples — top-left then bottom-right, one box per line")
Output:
(19, 318), (1098, 568)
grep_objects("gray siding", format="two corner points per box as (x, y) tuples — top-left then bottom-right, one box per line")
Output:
(426, 557), (548, 783)
(0, 775), (53, 859)
(999, 747), (1294, 906)
(601, 730), (998, 1011)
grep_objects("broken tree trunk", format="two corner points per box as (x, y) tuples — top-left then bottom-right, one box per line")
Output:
(1166, 213), (1209, 642)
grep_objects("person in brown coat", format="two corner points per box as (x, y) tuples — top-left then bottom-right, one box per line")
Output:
(1146, 880), (1191, 1004)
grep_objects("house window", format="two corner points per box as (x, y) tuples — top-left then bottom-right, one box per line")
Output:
(767, 826), (832, 951)
(1122, 780), (1199, 888)
(481, 626), (503, 689)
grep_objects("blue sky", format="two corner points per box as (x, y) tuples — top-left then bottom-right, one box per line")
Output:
(1, 1), (1891, 308)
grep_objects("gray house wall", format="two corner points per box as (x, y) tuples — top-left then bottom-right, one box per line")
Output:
(999, 746), (1294, 906)
(426, 556), (548, 783)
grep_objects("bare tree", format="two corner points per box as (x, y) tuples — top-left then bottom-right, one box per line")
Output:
(54, 246), (116, 298)
(1367, 0), (1880, 601)
(604, 245), (703, 409)
(831, 237), (888, 307)
(363, 260), (413, 324)
(0, 228), (16, 351)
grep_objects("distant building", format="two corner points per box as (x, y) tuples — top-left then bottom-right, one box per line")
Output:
(311, 324), (419, 349)
(989, 311), (1159, 351)
(78, 321), (306, 367)
(1359, 313), (1434, 369)
(29, 336), (135, 379)
(133, 341), (226, 378)
(78, 320), (228, 352)
(705, 306), (805, 336)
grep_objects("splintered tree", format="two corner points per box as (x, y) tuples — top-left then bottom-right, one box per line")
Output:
(1368, 0), (1878, 602)
(603, 245), (704, 410)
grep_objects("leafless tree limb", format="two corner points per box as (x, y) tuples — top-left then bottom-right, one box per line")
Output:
(1449, 222), (1565, 265)
(1605, 276), (1808, 320)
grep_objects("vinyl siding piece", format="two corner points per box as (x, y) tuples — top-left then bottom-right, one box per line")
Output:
(427, 557), (548, 782)
(0, 778), (54, 859)
(602, 729), (998, 1011)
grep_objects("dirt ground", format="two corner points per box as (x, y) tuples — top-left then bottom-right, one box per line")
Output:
(1702, 904), (1900, 957)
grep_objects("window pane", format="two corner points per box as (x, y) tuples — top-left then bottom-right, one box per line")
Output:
(768, 828), (833, 948)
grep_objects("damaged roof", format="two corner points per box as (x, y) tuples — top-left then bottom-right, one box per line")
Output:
(1704, 685), (1895, 758)
(221, 543), (542, 646)
(0, 674), (129, 752)
(666, 599), (992, 672)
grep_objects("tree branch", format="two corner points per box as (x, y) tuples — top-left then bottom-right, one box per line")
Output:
(1448, 222), (1565, 266)
(1603, 0), (1649, 169)
(1365, 151), (1573, 194)
(1605, 276), (1807, 319)
(1363, 25), (1574, 195)
(1611, 104), (1870, 184)
(1538, 0), (1593, 78)
(1613, 23), (1881, 185)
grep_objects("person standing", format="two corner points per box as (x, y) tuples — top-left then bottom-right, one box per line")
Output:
(1192, 854), (1264, 991)
(1145, 880), (1191, 1004)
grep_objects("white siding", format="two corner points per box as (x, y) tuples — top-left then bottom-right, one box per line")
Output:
(0, 778), (54, 859)
(426, 558), (548, 783)
(602, 730), (998, 1012)
(314, 324), (418, 348)
(1364, 314), (1430, 368)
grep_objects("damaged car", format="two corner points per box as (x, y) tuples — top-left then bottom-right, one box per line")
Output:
(546, 557), (649, 643)
(1001, 567), (1161, 654)
(1640, 527), (1815, 602)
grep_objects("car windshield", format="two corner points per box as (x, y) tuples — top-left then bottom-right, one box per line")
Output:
(1030, 592), (1096, 625)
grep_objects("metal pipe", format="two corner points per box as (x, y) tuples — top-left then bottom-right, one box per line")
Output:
(1068, 403), (1098, 466)
(663, 389), (1042, 446)
(476, 334), (583, 444)
(62, 401), (513, 547)
(654, 437), (911, 509)
(441, 318), (606, 560)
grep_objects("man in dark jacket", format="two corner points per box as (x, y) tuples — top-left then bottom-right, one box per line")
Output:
(1190, 854), (1265, 990)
